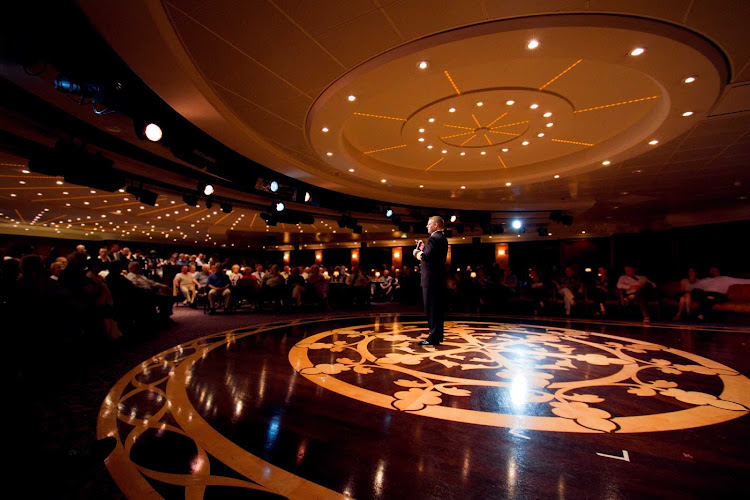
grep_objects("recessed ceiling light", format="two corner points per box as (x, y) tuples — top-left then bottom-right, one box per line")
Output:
(19, 180), (25, 184)
(480, 151), (486, 155)
(522, 141), (529, 146)
(10, 193), (16, 197)
(543, 112), (552, 118)
(632, 169), (644, 174)
(554, 174), (560, 178)
(682, 111), (694, 117)
(502, 148), (509, 152)
(649, 139), (659, 145)
(418, 128), (425, 133)
(381, 179), (387, 183)
(429, 118), (435, 123)
(530, 104), (539, 109)
(449, 107), (456, 113)
(427, 145), (433, 149)
(326, 152), (333, 156)
(630, 47), (645, 56)
(602, 160), (611, 165)
(90, 190), (96, 194)
(546, 122), (554, 127)
(506, 100), (515, 105)
(347, 95), (356, 101)
(22, 169), (29, 174)
(527, 39), (539, 49)
(505, 182), (512, 186)
(418, 61), (429, 69)
(441, 149), (448, 154)
(476, 102), (483, 107)
(460, 152), (466, 156)
(581, 230), (586, 234)
(321, 127), (329, 132)
(460, 186), (466, 189)
(537, 133), (545, 137)
(56, 180), (63, 185)
(418, 137), (425, 142)
(683, 76), (697, 84)
(419, 184), (424, 188)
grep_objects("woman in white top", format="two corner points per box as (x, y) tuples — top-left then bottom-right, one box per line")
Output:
(673, 268), (698, 320)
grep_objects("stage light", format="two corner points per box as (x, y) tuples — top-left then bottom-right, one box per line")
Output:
(205, 196), (213, 209)
(385, 207), (393, 218)
(450, 214), (457, 223)
(183, 193), (198, 206)
(352, 224), (363, 234)
(537, 227), (549, 236)
(275, 201), (285, 212)
(304, 191), (312, 202)
(493, 224), (504, 234)
(144, 123), (162, 142)
(198, 181), (214, 196)
(456, 223), (465, 234)
(270, 181), (279, 192)
(126, 185), (158, 206)
(220, 201), (233, 214)
(511, 219), (522, 230)
(561, 215), (574, 226)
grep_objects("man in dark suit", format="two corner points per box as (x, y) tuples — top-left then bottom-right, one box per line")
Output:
(413, 216), (449, 345)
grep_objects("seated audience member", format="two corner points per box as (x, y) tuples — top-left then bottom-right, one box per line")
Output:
(525, 267), (548, 315)
(194, 264), (211, 290)
(287, 267), (306, 306)
(174, 265), (200, 307)
(195, 253), (206, 267)
(207, 263), (232, 314)
(228, 264), (242, 286)
(380, 269), (395, 301)
(673, 267), (698, 320)
(499, 266), (519, 296)
(308, 264), (330, 307)
(554, 266), (584, 317)
(49, 261), (65, 281)
(616, 265), (656, 322)
(692, 266), (750, 321)
(86, 259), (122, 340)
(592, 266), (613, 316)
(126, 261), (176, 325)
(251, 264), (265, 282)
(262, 264), (285, 288)
(281, 265), (291, 281)
(96, 248), (111, 269)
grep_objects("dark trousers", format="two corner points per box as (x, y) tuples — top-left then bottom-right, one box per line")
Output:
(422, 286), (445, 343)
(691, 289), (728, 318)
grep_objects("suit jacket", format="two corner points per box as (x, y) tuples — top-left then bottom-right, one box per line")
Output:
(420, 230), (448, 288)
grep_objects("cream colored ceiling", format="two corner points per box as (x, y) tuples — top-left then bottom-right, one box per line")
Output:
(2, 0), (749, 247)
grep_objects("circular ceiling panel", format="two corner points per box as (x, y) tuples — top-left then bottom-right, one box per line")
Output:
(308, 15), (725, 191)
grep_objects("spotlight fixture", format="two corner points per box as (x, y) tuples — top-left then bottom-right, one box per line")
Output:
(450, 214), (457, 223)
(182, 193), (198, 206)
(197, 181), (214, 196)
(384, 207), (394, 218)
(126, 185), (158, 206)
(537, 227), (549, 237)
(527, 39), (539, 49)
(418, 61), (429, 70)
(492, 224), (504, 235)
(220, 201), (233, 214)
(270, 181), (279, 192)
(304, 191), (312, 203)
(205, 196), (213, 209)
(144, 123), (163, 142)
(275, 201), (285, 212)
(511, 219), (522, 230)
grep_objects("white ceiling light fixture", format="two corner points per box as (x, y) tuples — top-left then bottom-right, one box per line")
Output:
(449, 107), (456, 113)
(683, 76), (697, 83)
(321, 127), (329, 132)
(630, 47), (645, 56)
(682, 111), (694, 117)
(602, 160), (611, 165)
(527, 39), (539, 49)
(649, 139), (659, 145)
(506, 100), (515, 105)
(144, 123), (163, 142)
(530, 104), (538, 109)
(347, 95), (356, 102)
(476, 101), (483, 107)
(418, 61), (429, 70)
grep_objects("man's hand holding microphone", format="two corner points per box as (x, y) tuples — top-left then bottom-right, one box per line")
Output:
(413, 239), (424, 258)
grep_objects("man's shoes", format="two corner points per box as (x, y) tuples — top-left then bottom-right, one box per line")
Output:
(209, 308), (216, 315)
(418, 340), (440, 346)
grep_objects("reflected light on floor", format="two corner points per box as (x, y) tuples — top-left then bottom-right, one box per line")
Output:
(510, 375), (528, 408)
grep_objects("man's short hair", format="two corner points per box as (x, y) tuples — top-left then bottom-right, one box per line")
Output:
(128, 261), (140, 272)
(429, 216), (445, 228)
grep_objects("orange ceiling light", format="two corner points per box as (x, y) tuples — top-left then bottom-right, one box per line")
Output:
(471, 114), (482, 128)
(497, 156), (508, 169)
(574, 95), (659, 113)
(539, 59), (582, 90)
(442, 123), (474, 130)
(488, 130), (520, 137)
(484, 134), (493, 145)
(353, 112), (406, 121)
(490, 120), (529, 129)
(444, 70), (461, 95)
(425, 157), (445, 171)
(551, 138), (595, 146)
(363, 144), (408, 154)
(459, 134), (477, 146)
(439, 131), (474, 139)
(486, 112), (507, 128)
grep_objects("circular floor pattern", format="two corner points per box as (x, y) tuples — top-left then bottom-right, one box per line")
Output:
(99, 316), (750, 499)
(290, 321), (750, 433)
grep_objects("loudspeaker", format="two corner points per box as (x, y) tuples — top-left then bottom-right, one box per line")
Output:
(472, 237), (481, 245)
(360, 242), (367, 248)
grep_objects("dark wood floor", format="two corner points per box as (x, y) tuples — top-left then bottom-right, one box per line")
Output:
(96, 313), (750, 499)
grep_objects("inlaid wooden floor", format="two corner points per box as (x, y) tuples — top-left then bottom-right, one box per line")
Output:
(99, 314), (750, 499)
